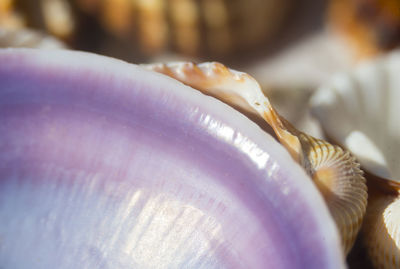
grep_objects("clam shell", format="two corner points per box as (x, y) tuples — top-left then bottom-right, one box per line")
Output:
(363, 191), (400, 269)
(311, 50), (400, 268)
(311, 51), (400, 183)
(0, 48), (345, 268)
(145, 61), (367, 254)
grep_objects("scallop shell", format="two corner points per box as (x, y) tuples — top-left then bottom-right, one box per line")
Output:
(144, 61), (367, 254)
(311, 50), (400, 268)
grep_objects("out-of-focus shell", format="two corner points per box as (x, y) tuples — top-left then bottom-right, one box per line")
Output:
(77, 0), (291, 56)
(363, 190), (400, 269)
(328, 0), (400, 59)
(311, 51), (400, 183)
(0, 28), (66, 49)
(0, 0), (24, 29)
(145, 62), (367, 254)
(4, 0), (290, 57)
(311, 50), (400, 268)
(12, 0), (75, 39)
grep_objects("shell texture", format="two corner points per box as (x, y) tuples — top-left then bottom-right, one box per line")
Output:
(144, 61), (368, 254)
(77, 0), (290, 56)
(5, 0), (290, 57)
(311, 50), (400, 268)
(363, 191), (400, 269)
(0, 48), (346, 268)
(287, 126), (367, 254)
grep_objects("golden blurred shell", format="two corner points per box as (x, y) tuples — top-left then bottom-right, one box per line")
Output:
(81, 0), (290, 56)
(144, 61), (368, 254)
(4, 0), (290, 57)
(328, 0), (400, 59)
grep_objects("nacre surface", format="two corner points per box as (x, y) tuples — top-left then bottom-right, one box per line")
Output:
(0, 48), (344, 268)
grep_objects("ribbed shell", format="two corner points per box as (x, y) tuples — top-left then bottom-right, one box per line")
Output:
(79, 0), (290, 55)
(145, 61), (368, 255)
(296, 132), (367, 254)
(363, 193), (400, 269)
(6, 0), (290, 57)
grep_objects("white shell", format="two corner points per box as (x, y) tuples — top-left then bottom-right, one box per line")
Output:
(310, 51), (400, 182)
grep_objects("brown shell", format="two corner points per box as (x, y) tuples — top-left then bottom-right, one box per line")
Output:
(78, 0), (290, 56)
(328, 0), (400, 59)
(3, 0), (290, 57)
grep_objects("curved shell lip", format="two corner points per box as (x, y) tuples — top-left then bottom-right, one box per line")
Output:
(310, 50), (400, 185)
(0, 48), (345, 268)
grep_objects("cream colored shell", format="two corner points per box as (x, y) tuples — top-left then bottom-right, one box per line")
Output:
(363, 192), (400, 269)
(144, 62), (367, 254)
(311, 50), (400, 268)
(311, 51), (400, 182)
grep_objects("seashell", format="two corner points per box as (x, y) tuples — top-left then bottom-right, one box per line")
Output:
(310, 50), (400, 268)
(362, 189), (400, 269)
(0, 0), (24, 30)
(144, 61), (368, 254)
(0, 48), (346, 268)
(78, 0), (291, 56)
(11, 0), (76, 39)
(0, 28), (66, 49)
(328, 0), (400, 59)
(5, 0), (290, 57)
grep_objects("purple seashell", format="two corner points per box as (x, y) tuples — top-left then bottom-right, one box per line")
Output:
(0, 49), (345, 268)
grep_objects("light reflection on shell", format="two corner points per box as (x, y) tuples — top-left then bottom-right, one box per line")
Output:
(145, 61), (367, 255)
(0, 48), (346, 269)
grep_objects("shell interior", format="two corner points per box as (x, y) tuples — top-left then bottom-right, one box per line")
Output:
(0, 48), (345, 269)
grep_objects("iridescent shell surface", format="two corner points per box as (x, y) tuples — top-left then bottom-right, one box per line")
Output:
(0, 48), (345, 268)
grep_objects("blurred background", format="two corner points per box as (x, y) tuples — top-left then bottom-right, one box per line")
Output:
(1, 1), (400, 268)
(2, 0), (400, 85)
(0, 0), (326, 61)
